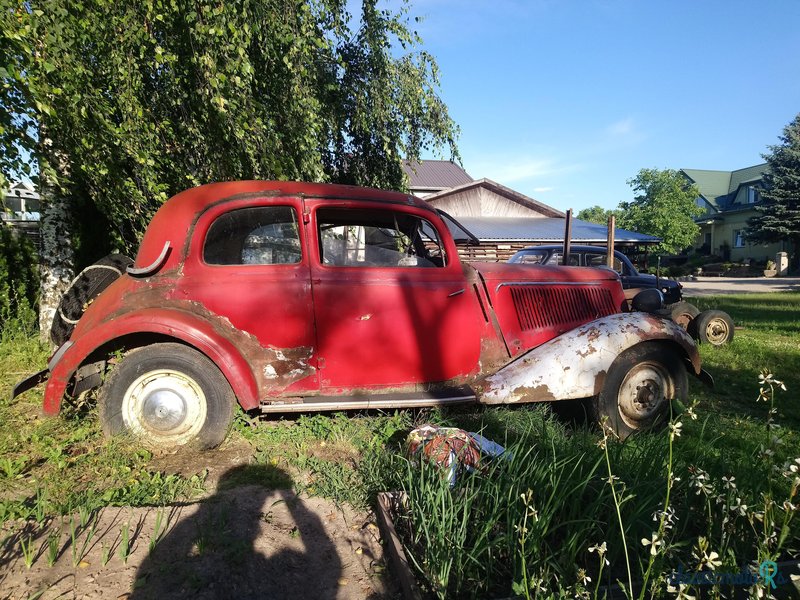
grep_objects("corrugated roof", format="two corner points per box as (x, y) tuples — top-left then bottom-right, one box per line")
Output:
(402, 160), (473, 190)
(454, 217), (660, 244)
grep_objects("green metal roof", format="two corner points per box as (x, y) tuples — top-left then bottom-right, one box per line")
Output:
(729, 163), (768, 192)
(681, 169), (731, 210)
(681, 163), (768, 212)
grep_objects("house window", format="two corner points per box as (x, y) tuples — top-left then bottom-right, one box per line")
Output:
(733, 230), (746, 248)
(747, 186), (760, 204)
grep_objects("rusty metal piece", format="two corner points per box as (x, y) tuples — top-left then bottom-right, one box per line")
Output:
(477, 312), (701, 405)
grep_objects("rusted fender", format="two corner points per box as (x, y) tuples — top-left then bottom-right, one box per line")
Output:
(43, 306), (297, 415)
(477, 312), (702, 405)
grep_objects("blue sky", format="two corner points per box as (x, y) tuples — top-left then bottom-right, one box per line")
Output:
(410, 0), (800, 212)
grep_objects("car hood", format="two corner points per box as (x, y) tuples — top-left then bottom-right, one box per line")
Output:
(625, 273), (681, 289)
(471, 261), (621, 285)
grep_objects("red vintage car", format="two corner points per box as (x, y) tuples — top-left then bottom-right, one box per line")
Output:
(14, 181), (708, 449)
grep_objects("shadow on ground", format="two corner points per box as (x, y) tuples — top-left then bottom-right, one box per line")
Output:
(129, 464), (380, 600)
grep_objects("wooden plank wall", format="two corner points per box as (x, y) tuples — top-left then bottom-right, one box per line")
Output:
(457, 242), (531, 263)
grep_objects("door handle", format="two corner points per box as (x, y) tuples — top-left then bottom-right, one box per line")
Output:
(448, 289), (465, 297)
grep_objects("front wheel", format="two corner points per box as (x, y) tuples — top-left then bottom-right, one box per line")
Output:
(593, 342), (688, 440)
(99, 343), (235, 450)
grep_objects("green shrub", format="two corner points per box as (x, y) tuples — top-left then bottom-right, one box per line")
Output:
(0, 225), (38, 336)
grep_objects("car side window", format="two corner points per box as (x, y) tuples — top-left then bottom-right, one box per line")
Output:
(587, 253), (623, 272)
(317, 207), (445, 268)
(516, 252), (546, 264)
(547, 253), (579, 266)
(204, 206), (301, 265)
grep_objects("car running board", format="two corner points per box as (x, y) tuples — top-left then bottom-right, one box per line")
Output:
(259, 389), (476, 413)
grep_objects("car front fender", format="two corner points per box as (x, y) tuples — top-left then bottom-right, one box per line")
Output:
(477, 312), (702, 405)
(43, 307), (277, 415)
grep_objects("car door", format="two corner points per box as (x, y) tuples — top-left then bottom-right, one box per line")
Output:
(307, 200), (482, 392)
(181, 196), (319, 395)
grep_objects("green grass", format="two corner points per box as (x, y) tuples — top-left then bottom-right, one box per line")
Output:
(2, 293), (799, 596)
(393, 292), (800, 599)
(0, 328), (206, 525)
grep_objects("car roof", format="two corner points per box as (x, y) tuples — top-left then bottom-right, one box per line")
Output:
(134, 181), (434, 271)
(516, 245), (620, 253)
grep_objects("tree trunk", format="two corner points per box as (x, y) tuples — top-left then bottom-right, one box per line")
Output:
(37, 139), (74, 346)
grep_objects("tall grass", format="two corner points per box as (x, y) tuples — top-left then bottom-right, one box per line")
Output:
(398, 386), (799, 598)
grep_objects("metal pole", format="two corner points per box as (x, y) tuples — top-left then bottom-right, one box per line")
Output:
(563, 209), (572, 266)
(606, 215), (616, 268)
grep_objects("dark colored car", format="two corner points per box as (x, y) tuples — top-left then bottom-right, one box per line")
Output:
(508, 245), (683, 305)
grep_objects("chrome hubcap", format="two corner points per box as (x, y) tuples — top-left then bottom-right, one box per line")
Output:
(617, 362), (672, 429)
(122, 369), (206, 445)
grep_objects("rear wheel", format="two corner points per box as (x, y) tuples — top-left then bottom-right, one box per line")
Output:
(99, 343), (235, 450)
(667, 301), (700, 331)
(593, 342), (687, 439)
(690, 310), (734, 346)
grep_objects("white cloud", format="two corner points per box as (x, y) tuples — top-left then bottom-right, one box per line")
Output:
(533, 186), (554, 193)
(469, 155), (580, 184)
(607, 117), (635, 137)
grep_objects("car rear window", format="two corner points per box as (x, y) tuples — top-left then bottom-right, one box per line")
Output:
(204, 206), (301, 265)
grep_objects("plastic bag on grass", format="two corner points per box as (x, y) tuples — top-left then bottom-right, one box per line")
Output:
(405, 424), (507, 486)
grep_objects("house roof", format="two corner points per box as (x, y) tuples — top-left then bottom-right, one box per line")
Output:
(426, 178), (565, 218)
(402, 160), (473, 190)
(682, 164), (768, 212)
(454, 216), (660, 244)
(4, 181), (40, 200)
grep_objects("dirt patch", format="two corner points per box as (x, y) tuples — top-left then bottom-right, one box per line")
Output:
(1, 479), (395, 599)
(147, 438), (256, 491)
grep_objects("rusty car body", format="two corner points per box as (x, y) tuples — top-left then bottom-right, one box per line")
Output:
(15, 181), (707, 448)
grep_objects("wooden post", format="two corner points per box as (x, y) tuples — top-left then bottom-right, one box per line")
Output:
(606, 215), (616, 267)
(563, 209), (572, 266)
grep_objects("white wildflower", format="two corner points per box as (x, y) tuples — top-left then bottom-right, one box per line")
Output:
(588, 542), (609, 565)
(666, 583), (696, 600)
(641, 532), (663, 556)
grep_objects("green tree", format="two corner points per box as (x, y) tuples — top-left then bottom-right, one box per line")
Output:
(747, 113), (800, 269)
(619, 168), (703, 254)
(1, 0), (459, 336)
(576, 205), (619, 225)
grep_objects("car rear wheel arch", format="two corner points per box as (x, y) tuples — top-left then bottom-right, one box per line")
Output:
(53, 329), (258, 412)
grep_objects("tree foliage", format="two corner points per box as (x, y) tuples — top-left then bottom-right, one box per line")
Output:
(747, 113), (800, 267)
(1, 0), (459, 252)
(576, 205), (618, 225)
(619, 168), (703, 255)
(0, 226), (38, 331)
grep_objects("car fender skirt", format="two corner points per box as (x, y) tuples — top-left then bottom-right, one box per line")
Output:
(477, 312), (702, 405)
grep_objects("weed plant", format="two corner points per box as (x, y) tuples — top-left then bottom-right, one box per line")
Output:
(398, 373), (799, 599)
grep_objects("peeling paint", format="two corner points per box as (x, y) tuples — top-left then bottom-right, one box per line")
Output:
(479, 312), (701, 405)
(98, 286), (317, 395)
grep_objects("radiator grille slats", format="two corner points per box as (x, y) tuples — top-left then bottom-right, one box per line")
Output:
(509, 285), (617, 331)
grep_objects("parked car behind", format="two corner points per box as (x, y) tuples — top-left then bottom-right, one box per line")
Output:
(508, 245), (683, 304)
